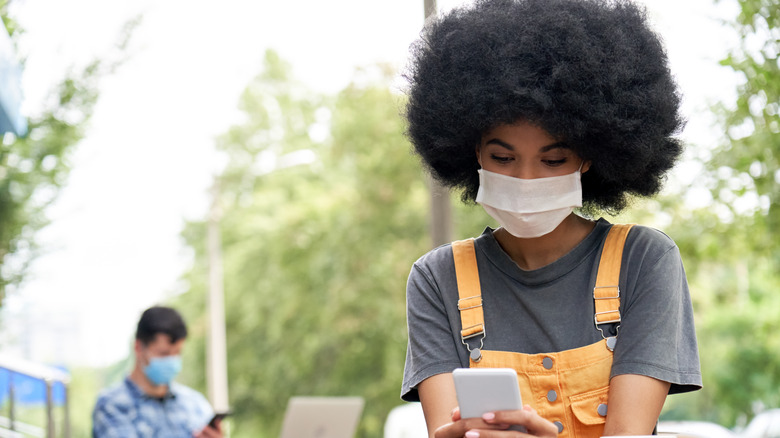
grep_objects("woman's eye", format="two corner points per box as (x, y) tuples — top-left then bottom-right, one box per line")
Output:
(490, 154), (513, 163)
(543, 158), (567, 167)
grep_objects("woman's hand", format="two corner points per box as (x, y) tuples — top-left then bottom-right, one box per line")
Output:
(432, 407), (502, 438)
(434, 405), (558, 438)
(472, 405), (559, 437)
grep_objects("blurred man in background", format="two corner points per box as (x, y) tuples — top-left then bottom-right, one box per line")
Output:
(92, 306), (223, 438)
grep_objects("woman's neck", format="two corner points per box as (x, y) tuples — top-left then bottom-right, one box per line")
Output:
(493, 214), (596, 271)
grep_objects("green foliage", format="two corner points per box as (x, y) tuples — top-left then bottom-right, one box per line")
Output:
(174, 52), (441, 437)
(0, 7), (137, 305)
(694, 0), (780, 426)
(637, 0), (780, 428)
(712, 0), (779, 243)
(0, 9), (137, 436)
(0, 61), (100, 293)
(1, 0), (20, 38)
(67, 360), (132, 438)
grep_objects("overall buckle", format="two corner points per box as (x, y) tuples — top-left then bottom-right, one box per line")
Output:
(460, 324), (485, 362)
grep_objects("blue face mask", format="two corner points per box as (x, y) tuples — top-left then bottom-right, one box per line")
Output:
(143, 355), (182, 386)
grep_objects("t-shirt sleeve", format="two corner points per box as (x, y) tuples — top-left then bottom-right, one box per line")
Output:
(92, 394), (140, 438)
(401, 250), (464, 402)
(610, 230), (702, 393)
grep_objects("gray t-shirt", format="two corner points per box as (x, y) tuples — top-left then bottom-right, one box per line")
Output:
(401, 219), (701, 402)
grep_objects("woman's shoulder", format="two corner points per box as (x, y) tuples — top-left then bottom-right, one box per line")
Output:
(409, 242), (455, 287)
(622, 223), (678, 250)
(412, 241), (453, 269)
(609, 221), (683, 267)
(597, 218), (676, 246)
(410, 228), (494, 275)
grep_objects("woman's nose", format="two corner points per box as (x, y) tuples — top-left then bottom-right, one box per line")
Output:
(511, 164), (536, 180)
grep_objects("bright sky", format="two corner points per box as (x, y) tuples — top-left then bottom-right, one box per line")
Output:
(1, 0), (740, 368)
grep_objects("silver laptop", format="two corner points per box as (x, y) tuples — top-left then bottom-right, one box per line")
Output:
(279, 396), (364, 438)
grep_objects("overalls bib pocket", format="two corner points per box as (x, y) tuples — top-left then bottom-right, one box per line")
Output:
(570, 386), (609, 437)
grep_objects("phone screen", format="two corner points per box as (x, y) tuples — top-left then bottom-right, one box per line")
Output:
(452, 368), (523, 417)
(453, 368), (526, 433)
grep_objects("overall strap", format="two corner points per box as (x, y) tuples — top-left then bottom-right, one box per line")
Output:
(593, 224), (634, 334)
(453, 224), (634, 358)
(453, 239), (485, 340)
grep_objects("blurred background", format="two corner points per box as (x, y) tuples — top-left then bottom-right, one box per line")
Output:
(0, 0), (778, 436)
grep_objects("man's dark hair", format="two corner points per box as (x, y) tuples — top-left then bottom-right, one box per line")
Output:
(404, 0), (684, 214)
(135, 306), (188, 345)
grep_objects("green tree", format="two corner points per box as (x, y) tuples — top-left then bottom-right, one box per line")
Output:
(173, 51), (491, 437)
(697, 0), (780, 426)
(1, 7), (137, 437)
(639, 0), (780, 428)
(0, 3), (136, 306)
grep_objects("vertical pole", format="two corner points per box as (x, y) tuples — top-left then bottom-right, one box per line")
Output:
(423, 0), (453, 248)
(45, 380), (54, 438)
(428, 176), (453, 248)
(64, 383), (71, 438)
(8, 371), (15, 432)
(424, 0), (437, 17)
(207, 179), (230, 413)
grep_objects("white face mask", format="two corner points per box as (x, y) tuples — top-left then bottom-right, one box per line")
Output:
(475, 166), (583, 238)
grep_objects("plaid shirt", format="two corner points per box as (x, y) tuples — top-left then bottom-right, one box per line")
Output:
(92, 377), (214, 438)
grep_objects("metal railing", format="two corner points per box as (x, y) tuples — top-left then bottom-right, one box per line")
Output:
(0, 355), (70, 438)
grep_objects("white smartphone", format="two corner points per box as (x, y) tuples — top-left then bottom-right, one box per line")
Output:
(452, 368), (526, 432)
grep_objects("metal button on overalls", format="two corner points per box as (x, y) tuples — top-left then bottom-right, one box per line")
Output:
(452, 225), (634, 438)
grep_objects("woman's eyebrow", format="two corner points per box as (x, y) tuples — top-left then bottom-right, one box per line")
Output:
(485, 138), (515, 150)
(540, 141), (570, 152)
(485, 139), (570, 151)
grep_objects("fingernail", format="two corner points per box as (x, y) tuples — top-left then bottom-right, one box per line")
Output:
(465, 432), (480, 438)
(482, 412), (495, 421)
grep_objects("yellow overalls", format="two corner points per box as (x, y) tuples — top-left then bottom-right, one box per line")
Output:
(452, 224), (633, 438)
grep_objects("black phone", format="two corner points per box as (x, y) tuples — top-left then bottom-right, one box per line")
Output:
(208, 411), (231, 428)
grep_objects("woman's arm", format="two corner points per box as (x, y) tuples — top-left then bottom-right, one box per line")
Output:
(419, 373), (460, 437)
(602, 374), (670, 435)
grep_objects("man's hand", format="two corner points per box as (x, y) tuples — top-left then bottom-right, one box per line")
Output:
(193, 418), (223, 438)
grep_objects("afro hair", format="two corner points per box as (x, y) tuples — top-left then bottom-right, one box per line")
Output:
(404, 0), (685, 213)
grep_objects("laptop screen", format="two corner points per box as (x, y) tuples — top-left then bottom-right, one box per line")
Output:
(279, 396), (364, 438)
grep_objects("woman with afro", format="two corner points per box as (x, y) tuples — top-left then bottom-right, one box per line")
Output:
(400, 0), (702, 437)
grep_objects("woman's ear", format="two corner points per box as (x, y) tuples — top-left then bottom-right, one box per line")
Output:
(581, 160), (592, 174)
(475, 145), (482, 168)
